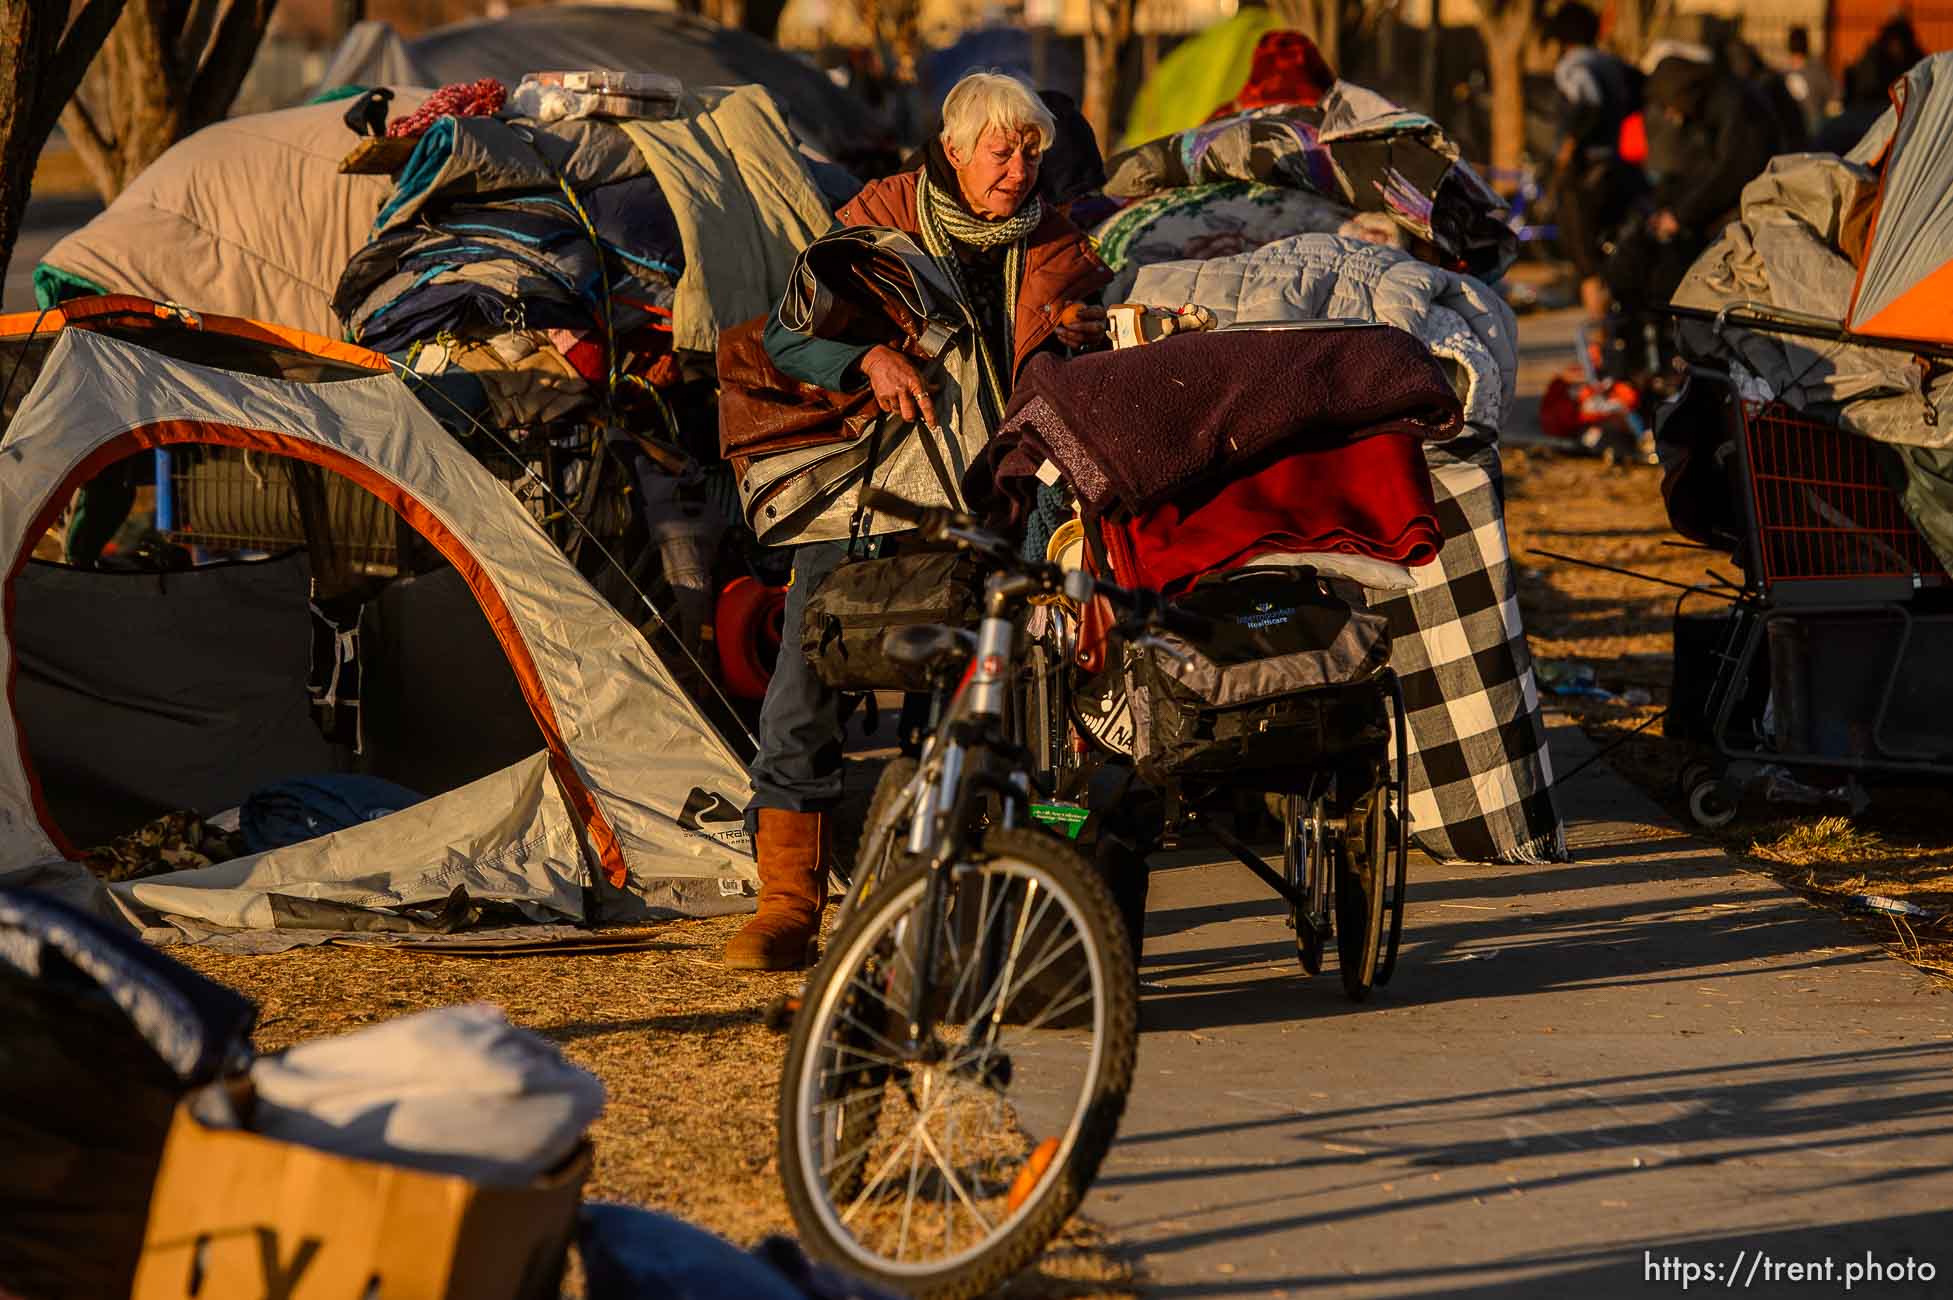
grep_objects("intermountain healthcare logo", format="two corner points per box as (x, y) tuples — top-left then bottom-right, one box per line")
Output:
(1238, 600), (1297, 631)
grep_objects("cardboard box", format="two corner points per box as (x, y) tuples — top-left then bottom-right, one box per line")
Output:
(130, 1086), (589, 1300)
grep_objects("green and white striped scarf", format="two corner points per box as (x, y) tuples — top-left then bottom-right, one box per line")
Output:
(915, 170), (1042, 422)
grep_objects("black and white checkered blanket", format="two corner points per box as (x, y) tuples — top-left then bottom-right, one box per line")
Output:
(1370, 436), (1566, 864)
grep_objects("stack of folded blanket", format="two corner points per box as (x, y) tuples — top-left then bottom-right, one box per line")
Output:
(966, 323), (1459, 593)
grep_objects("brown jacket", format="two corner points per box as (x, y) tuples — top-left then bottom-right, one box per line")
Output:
(837, 169), (1112, 380)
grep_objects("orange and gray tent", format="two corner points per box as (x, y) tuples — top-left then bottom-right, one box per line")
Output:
(0, 298), (755, 946)
(1847, 53), (1953, 344)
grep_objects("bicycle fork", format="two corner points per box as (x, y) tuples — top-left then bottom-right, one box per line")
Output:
(899, 610), (1019, 1054)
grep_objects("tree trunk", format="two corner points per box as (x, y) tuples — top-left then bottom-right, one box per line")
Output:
(332, 0), (364, 41)
(0, 0), (131, 285)
(0, 2), (47, 293)
(63, 0), (278, 204)
(1609, 0), (1672, 63)
(1082, 0), (1135, 155)
(1476, 0), (1534, 176)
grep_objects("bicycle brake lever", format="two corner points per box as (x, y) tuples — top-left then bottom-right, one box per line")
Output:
(1132, 634), (1194, 665)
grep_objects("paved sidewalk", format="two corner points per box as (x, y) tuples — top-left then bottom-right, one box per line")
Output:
(1086, 716), (1953, 1298)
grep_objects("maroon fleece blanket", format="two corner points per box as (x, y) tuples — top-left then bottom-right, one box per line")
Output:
(1104, 432), (1441, 594)
(967, 324), (1463, 524)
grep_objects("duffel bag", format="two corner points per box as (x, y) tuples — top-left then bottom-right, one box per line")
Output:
(1126, 569), (1391, 786)
(801, 550), (982, 691)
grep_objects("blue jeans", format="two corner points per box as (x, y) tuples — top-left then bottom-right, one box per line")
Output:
(747, 540), (852, 816)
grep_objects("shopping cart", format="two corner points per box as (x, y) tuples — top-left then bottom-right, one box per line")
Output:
(1663, 306), (1953, 827)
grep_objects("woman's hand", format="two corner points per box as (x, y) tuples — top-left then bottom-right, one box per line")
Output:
(1051, 302), (1109, 350)
(860, 345), (937, 427)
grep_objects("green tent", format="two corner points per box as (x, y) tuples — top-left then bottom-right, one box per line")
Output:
(1119, 7), (1281, 150)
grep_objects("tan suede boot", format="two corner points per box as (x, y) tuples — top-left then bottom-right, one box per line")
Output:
(723, 809), (828, 971)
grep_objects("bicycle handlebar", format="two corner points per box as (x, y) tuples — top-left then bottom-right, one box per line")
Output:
(1064, 569), (1213, 640)
(865, 488), (1211, 639)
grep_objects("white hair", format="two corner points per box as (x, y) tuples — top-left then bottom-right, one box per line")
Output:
(939, 71), (1056, 162)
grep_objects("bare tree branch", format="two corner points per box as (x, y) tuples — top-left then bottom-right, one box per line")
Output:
(35, 0), (131, 142)
(174, 0), (222, 86)
(186, 0), (276, 134)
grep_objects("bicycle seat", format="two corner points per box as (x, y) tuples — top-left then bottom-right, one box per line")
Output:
(882, 624), (973, 678)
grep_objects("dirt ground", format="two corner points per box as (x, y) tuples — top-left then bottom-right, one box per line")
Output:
(1503, 445), (1953, 982)
(175, 917), (1135, 1298)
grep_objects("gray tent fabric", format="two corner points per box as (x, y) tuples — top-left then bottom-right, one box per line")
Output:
(316, 7), (881, 161)
(0, 324), (757, 944)
(15, 553), (333, 848)
(1847, 53), (1953, 338)
(1672, 153), (1953, 451)
(36, 96), (428, 338)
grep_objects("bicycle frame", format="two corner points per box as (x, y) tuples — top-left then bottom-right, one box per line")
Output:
(883, 568), (1051, 1055)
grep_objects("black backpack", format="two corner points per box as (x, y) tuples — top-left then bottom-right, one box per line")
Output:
(1126, 569), (1392, 789)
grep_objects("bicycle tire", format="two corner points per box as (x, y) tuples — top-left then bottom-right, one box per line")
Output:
(815, 755), (920, 1206)
(839, 756), (920, 906)
(778, 828), (1138, 1299)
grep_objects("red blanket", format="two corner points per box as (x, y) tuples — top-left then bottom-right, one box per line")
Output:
(1106, 433), (1440, 593)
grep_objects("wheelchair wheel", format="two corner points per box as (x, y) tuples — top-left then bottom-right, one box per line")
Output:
(1375, 674), (1411, 986)
(1284, 793), (1330, 976)
(1335, 783), (1387, 1003)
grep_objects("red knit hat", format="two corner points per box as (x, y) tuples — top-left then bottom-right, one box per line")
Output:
(1209, 30), (1338, 120)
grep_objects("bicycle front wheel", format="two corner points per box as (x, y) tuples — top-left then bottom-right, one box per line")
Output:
(778, 828), (1137, 1299)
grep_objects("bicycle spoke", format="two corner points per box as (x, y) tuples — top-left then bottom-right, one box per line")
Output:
(988, 967), (1092, 1048)
(896, 1128), (924, 1261)
(917, 1121), (996, 1238)
(844, 1126), (921, 1227)
(833, 1007), (910, 1063)
(941, 868), (1012, 1028)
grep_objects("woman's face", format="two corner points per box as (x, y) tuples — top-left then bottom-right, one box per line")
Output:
(949, 123), (1042, 219)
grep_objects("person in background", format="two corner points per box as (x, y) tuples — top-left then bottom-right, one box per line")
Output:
(1541, 1), (1644, 322)
(722, 72), (1111, 972)
(1724, 39), (1808, 153)
(1781, 25), (1839, 136)
(1606, 55), (1782, 314)
(1845, 14), (1926, 108)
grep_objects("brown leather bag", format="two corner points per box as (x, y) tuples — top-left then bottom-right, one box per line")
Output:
(716, 316), (877, 474)
(718, 231), (959, 473)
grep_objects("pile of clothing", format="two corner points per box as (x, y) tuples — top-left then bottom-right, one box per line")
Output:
(1089, 38), (1515, 301)
(1115, 233), (1558, 864)
(80, 776), (426, 883)
(335, 82), (838, 443)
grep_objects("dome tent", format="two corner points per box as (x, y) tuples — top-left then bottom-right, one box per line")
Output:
(0, 298), (755, 948)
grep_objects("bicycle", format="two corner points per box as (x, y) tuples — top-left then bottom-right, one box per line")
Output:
(775, 488), (1201, 1298)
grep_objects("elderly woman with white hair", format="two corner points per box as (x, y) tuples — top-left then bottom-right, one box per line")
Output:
(724, 71), (1112, 971)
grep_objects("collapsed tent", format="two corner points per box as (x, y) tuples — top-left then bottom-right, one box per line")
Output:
(317, 7), (885, 165)
(1844, 54), (1953, 342)
(1117, 4), (1282, 150)
(0, 299), (756, 947)
(1671, 53), (1953, 569)
(35, 96), (429, 338)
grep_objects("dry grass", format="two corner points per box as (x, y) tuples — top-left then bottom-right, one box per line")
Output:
(1502, 445), (1953, 981)
(173, 911), (1136, 1298)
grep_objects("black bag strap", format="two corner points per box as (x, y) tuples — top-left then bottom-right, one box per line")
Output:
(845, 412), (888, 559)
